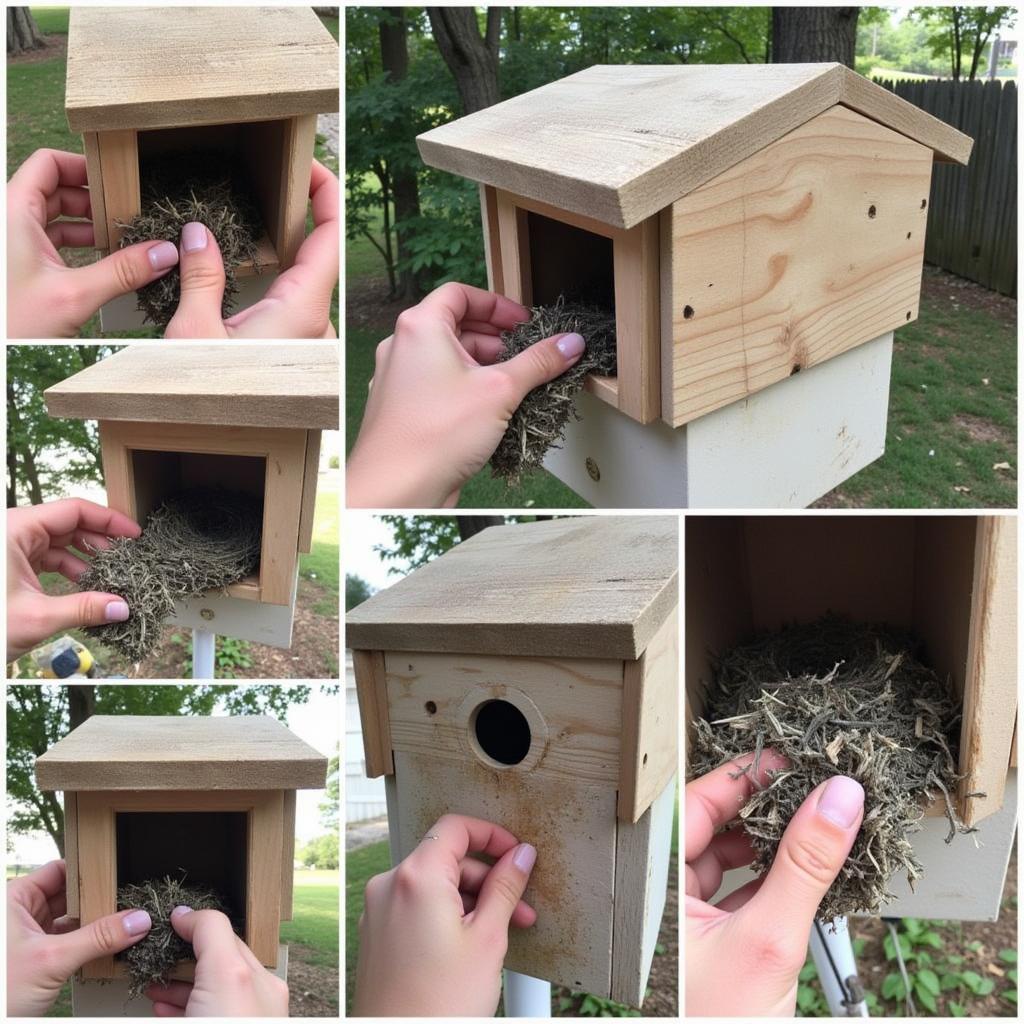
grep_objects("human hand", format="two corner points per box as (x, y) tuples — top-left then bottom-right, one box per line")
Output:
(347, 282), (586, 507)
(686, 752), (864, 1016)
(7, 149), (181, 338)
(6, 499), (141, 661)
(144, 907), (288, 1017)
(354, 813), (538, 1016)
(7, 860), (152, 1016)
(163, 159), (338, 339)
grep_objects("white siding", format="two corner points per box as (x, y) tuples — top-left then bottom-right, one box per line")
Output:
(345, 650), (387, 823)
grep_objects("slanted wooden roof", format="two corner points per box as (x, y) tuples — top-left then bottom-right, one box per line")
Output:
(44, 344), (339, 429)
(36, 715), (327, 791)
(66, 7), (338, 132)
(418, 63), (973, 230)
(346, 516), (679, 660)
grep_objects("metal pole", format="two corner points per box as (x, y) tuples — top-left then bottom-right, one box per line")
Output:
(809, 917), (868, 1017)
(503, 970), (551, 1017)
(192, 628), (216, 679)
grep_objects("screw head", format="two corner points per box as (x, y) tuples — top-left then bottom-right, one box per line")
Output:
(585, 457), (601, 482)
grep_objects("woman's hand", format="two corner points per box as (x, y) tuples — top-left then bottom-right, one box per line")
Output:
(347, 282), (586, 507)
(686, 752), (864, 1016)
(354, 813), (538, 1016)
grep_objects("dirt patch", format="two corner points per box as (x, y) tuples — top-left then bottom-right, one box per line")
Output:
(952, 413), (1013, 445)
(346, 274), (407, 332)
(288, 944), (340, 1018)
(7, 34), (66, 64)
(921, 265), (1017, 327)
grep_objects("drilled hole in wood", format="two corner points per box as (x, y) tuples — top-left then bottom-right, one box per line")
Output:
(907, 232), (912, 240)
(683, 305), (695, 319)
(424, 701), (437, 716)
(585, 457), (601, 482)
(473, 700), (531, 765)
(791, 363), (802, 376)
(906, 311), (912, 320)
(868, 205), (877, 219)
(642, 753), (648, 766)
(921, 198), (928, 209)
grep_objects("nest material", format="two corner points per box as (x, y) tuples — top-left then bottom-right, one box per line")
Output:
(117, 876), (225, 999)
(116, 156), (263, 329)
(490, 298), (617, 483)
(78, 489), (262, 663)
(689, 617), (981, 919)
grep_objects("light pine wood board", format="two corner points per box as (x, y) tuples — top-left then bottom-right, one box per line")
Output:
(297, 429), (322, 554)
(64, 791), (80, 919)
(66, 7), (338, 132)
(352, 650), (394, 778)
(662, 104), (933, 425)
(36, 715), (326, 792)
(391, 749), (616, 996)
(383, 651), (623, 786)
(281, 788), (296, 922)
(97, 129), (140, 248)
(82, 133), (108, 249)
(418, 63), (970, 231)
(347, 516), (679, 661)
(45, 344), (339, 429)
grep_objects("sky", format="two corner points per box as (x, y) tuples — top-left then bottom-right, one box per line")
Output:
(345, 513), (411, 594)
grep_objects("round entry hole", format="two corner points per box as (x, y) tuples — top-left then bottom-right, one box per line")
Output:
(473, 699), (531, 765)
(424, 701), (437, 716)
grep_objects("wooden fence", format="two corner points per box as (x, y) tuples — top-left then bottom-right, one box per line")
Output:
(876, 77), (1017, 297)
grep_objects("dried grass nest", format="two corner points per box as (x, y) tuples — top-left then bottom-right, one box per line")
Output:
(78, 489), (262, 663)
(689, 616), (982, 919)
(490, 298), (617, 483)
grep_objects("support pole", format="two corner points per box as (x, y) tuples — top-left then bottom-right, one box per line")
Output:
(503, 970), (551, 1017)
(192, 628), (216, 679)
(809, 917), (868, 1017)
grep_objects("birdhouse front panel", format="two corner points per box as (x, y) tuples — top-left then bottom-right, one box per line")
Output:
(348, 517), (679, 1006)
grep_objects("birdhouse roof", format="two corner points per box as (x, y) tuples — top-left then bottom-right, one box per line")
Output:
(36, 715), (327, 791)
(65, 7), (338, 132)
(418, 63), (973, 230)
(346, 516), (679, 660)
(44, 344), (339, 430)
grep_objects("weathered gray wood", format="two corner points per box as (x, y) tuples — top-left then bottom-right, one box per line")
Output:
(346, 517), (678, 661)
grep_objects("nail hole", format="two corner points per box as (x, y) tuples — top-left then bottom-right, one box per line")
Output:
(868, 205), (877, 219)
(907, 232), (912, 240)
(642, 753), (648, 766)
(683, 305), (695, 319)
(473, 699), (531, 766)
(424, 701), (437, 715)
(921, 198), (927, 209)
(906, 311), (912, 321)
(790, 363), (802, 376)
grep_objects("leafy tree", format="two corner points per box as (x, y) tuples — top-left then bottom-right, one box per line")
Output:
(7, 346), (116, 507)
(346, 573), (375, 610)
(7, 685), (315, 856)
(320, 752), (339, 829)
(300, 831), (339, 870)
(911, 6), (1016, 79)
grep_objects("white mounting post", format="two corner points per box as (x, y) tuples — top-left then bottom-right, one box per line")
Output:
(504, 969), (551, 1017)
(809, 917), (868, 1017)
(192, 627), (216, 679)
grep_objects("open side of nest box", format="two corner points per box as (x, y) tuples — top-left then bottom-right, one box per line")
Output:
(347, 516), (680, 1006)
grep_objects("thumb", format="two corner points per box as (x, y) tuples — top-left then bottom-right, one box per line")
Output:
(30, 591), (130, 635)
(47, 908), (151, 976)
(164, 222), (227, 338)
(64, 239), (179, 311)
(497, 332), (587, 404)
(471, 842), (537, 936)
(741, 776), (864, 942)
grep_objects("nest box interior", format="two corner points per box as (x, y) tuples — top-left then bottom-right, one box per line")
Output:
(527, 211), (615, 312)
(685, 515), (1017, 827)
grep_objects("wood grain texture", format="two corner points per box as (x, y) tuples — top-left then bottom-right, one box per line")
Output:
(45, 344), (339, 429)
(36, 716), (327, 792)
(495, 190), (532, 303)
(480, 184), (503, 292)
(66, 7), (338, 132)
(383, 651), (623, 785)
(280, 788), (296, 922)
(346, 516), (679, 661)
(276, 114), (317, 269)
(618, 607), (678, 823)
(297, 429), (321, 554)
(97, 129), (140, 248)
(392, 749), (616, 996)
(82, 133), (108, 249)
(418, 63), (970, 231)
(663, 104), (933, 425)
(64, 791), (80, 919)
(352, 650), (393, 777)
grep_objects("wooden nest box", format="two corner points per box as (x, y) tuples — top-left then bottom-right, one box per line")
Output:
(347, 517), (679, 1006)
(418, 64), (973, 506)
(35, 715), (327, 981)
(65, 7), (338, 312)
(44, 344), (339, 648)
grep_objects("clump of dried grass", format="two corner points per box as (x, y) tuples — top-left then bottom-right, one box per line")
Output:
(117, 876), (226, 999)
(78, 489), (262, 663)
(690, 617), (982, 919)
(490, 298), (617, 483)
(116, 156), (263, 329)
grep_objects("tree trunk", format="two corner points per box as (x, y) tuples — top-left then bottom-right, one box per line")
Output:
(7, 448), (18, 507)
(429, 7), (501, 114)
(772, 7), (859, 68)
(7, 7), (43, 55)
(68, 685), (96, 731)
(456, 516), (503, 541)
(22, 449), (44, 506)
(380, 8), (423, 302)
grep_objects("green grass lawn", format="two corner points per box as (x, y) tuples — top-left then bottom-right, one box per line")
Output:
(345, 840), (391, 1014)
(299, 487), (340, 614)
(281, 871), (340, 969)
(30, 6), (69, 33)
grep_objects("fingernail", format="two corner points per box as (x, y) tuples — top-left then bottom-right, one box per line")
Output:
(182, 222), (208, 253)
(512, 843), (537, 873)
(171, 905), (193, 919)
(147, 241), (179, 271)
(123, 909), (151, 935)
(555, 332), (585, 359)
(105, 600), (129, 622)
(817, 776), (865, 829)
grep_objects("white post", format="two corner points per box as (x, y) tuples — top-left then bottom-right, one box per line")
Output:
(503, 970), (551, 1017)
(192, 628), (216, 679)
(809, 917), (868, 1017)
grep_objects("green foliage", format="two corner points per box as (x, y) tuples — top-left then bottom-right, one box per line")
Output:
(320, 753), (339, 829)
(568, 992), (640, 1017)
(345, 573), (374, 610)
(328, 454), (340, 469)
(375, 515), (463, 573)
(279, 872), (340, 972)
(909, 6), (1016, 79)
(300, 832), (339, 870)
(177, 635), (254, 679)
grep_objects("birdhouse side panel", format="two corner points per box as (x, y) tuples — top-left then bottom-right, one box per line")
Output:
(663, 103), (934, 426)
(391, 749), (617, 996)
(82, 134), (108, 249)
(97, 129), (140, 250)
(64, 791), (81, 919)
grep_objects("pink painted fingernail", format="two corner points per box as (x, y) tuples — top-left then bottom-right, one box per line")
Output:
(123, 909), (152, 935)
(171, 905), (193, 918)
(556, 333), (585, 359)
(105, 600), (129, 622)
(817, 776), (864, 829)
(512, 843), (536, 873)
(182, 222), (208, 253)
(147, 241), (178, 271)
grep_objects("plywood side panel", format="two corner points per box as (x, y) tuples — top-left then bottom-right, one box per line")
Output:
(614, 217), (660, 423)
(64, 791), (80, 919)
(78, 792), (117, 979)
(352, 650), (393, 778)
(391, 749), (616, 996)
(82, 133), (108, 249)
(664, 104), (933, 425)
(97, 129), (140, 249)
